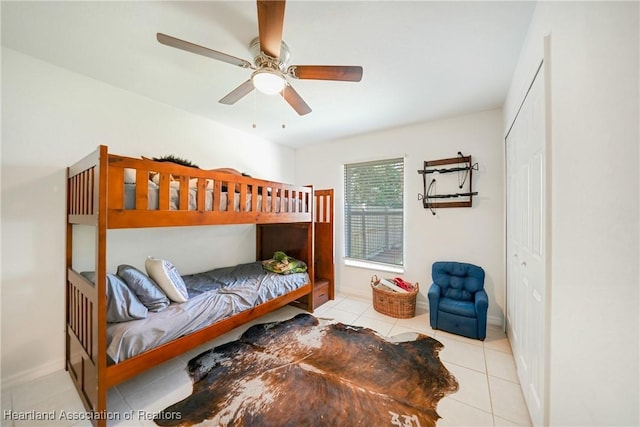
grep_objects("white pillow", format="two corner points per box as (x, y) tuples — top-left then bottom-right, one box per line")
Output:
(124, 168), (137, 184)
(189, 178), (214, 190)
(145, 257), (189, 303)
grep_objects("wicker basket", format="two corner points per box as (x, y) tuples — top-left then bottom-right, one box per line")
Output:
(370, 275), (419, 319)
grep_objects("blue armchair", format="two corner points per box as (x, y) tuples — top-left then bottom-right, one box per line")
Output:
(428, 261), (488, 340)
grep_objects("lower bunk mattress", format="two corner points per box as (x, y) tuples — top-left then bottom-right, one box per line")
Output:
(107, 261), (310, 363)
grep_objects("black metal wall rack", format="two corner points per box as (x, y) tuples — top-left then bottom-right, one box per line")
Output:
(417, 152), (478, 214)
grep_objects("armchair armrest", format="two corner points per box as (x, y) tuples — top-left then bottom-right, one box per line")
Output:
(475, 289), (488, 314)
(428, 283), (442, 302)
(474, 289), (489, 340)
(428, 283), (442, 328)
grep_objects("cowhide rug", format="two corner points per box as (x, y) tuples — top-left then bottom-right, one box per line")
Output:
(155, 313), (458, 427)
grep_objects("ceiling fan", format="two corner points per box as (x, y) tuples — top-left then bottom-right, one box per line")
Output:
(157, 0), (363, 116)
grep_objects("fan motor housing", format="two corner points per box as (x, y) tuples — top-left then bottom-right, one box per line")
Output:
(250, 37), (290, 71)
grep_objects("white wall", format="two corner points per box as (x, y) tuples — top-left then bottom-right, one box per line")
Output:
(1, 48), (297, 386)
(504, 2), (639, 425)
(296, 109), (506, 325)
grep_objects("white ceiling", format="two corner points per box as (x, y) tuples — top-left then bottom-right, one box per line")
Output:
(1, 1), (536, 148)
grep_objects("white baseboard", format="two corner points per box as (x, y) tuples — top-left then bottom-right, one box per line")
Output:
(488, 315), (505, 328)
(1, 358), (65, 390)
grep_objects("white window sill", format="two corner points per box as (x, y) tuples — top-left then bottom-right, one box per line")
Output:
(344, 258), (405, 274)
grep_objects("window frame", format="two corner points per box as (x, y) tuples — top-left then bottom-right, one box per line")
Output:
(342, 156), (406, 273)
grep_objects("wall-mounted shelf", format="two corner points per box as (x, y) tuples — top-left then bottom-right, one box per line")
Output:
(417, 153), (478, 214)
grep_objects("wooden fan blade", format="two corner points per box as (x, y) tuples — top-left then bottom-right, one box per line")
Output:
(281, 84), (312, 116)
(157, 33), (252, 68)
(257, 0), (285, 58)
(288, 65), (363, 82)
(219, 80), (255, 104)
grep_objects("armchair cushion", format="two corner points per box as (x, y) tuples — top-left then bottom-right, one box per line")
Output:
(429, 261), (487, 340)
(438, 298), (476, 318)
(432, 262), (485, 301)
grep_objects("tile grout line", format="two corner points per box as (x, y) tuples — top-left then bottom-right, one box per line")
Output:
(483, 343), (498, 427)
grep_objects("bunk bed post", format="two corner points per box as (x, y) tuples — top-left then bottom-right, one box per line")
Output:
(65, 166), (72, 382)
(306, 185), (315, 310)
(94, 146), (108, 426)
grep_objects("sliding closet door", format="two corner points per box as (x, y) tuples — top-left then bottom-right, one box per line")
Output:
(505, 63), (547, 427)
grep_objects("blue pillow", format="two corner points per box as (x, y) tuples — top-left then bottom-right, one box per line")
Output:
(106, 274), (148, 322)
(117, 265), (170, 312)
(80, 272), (149, 322)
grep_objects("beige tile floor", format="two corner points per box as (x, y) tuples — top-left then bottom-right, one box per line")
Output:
(1, 293), (531, 427)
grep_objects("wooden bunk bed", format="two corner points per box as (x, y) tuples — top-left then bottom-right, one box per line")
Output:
(65, 145), (334, 425)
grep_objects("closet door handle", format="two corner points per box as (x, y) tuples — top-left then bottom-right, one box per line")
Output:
(521, 261), (527, 267)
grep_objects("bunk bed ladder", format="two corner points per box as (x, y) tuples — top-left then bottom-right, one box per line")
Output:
(313, 189), (335, 308)
(66, 146), (108, 426)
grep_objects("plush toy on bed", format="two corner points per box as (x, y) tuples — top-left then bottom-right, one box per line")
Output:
(262, 251), (308, 275)
(152, 155), (200, 169)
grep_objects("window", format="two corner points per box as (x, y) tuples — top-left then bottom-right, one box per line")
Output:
(344, 157), (404, 269)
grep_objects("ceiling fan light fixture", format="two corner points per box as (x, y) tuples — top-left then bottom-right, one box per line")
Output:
(251, 69), (286, 95)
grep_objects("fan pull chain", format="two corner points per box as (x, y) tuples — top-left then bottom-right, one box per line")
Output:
(281, 89), (286, 129)
(250, 89), (289, 129)
(252, 88), (258, 128)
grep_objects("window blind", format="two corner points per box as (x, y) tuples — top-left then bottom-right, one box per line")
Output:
(344, 157), (404, 267)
